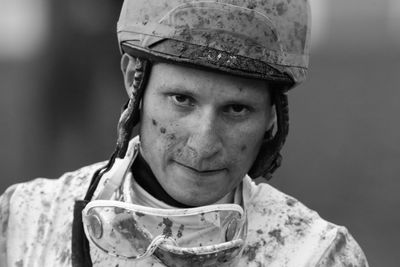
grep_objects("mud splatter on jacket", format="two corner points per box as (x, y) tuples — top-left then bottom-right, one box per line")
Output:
(0, 163), (368, 266)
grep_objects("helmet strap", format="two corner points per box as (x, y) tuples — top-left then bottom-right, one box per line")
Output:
(248, 88), (289, 179)
(116, 58), (151, 158)
(82, 58), (151, 202)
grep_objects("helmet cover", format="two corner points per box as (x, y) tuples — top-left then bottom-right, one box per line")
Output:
(118, 0), (311, 87)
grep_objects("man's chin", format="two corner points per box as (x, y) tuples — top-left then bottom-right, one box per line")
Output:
(163, 178), (228, 206)
(159, 164), (234, 206)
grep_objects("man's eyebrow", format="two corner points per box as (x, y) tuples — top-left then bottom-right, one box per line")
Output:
(158, 85), (198, 97)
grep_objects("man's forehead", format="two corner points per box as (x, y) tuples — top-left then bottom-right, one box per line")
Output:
(148, 62), (270, 95)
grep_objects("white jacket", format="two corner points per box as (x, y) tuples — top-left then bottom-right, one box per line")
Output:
(0, 159), (368, 267)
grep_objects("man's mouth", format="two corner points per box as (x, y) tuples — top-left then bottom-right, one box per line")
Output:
(174, 161), (226, 176)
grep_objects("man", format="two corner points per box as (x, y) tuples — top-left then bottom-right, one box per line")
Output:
(0, 0), (369, 266)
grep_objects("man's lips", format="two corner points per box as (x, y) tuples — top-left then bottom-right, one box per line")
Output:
(173, 161), (226, 176)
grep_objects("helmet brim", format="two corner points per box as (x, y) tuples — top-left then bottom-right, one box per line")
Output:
(121, 41), (294, 86)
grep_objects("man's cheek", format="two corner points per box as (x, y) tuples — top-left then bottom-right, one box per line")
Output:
(240, 144), (248, 152)
(227, 141), (259, 168)
(153, 123), (182, 155)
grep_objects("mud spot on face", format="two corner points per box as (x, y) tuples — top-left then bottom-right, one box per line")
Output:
(152, 119), (158, 126)
(256, 229), (263, 235)
(135, 212), (145, 217)
(241, 145), (247, 152)
(268, 229), (285, 245)
(276, 2), (288, 16)
(246, 0), (257, 9)
(160, 127), (166, 134)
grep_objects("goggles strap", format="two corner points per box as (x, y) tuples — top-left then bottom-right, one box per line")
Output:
(72, 200), (92, 267)
(140, 235), (177, 260)
(116, 58), (151, 158)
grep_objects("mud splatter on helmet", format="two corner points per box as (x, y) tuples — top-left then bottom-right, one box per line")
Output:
(115, 0), (311, 179)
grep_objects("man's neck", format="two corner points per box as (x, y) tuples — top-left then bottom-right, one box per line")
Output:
(131, 152), (193, 208)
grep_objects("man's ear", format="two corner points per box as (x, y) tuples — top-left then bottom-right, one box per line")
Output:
(121, 53), (136, 97)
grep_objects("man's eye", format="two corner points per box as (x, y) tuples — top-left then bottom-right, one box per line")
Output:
(225, 104), (250, 116)
(170, 94), (194, 107)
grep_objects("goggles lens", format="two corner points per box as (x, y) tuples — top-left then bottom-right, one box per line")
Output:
(82, 201), (246, 263)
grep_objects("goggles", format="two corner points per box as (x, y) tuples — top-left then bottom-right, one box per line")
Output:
(82, 200), (247, 266)
(82, 139), (247, 266)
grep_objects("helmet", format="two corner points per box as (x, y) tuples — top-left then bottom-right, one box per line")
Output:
(117, 0), (310, 85)
(114, 0), (311, 179)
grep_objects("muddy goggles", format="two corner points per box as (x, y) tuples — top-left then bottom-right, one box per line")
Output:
(82, 200), (246, 266)
(82, 139), (247, 266)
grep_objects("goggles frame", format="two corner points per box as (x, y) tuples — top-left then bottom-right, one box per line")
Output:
(82, 200), (246, 261)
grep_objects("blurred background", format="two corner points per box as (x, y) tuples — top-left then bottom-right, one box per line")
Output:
(0, 0), (398, 265)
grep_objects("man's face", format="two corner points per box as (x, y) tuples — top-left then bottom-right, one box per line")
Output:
(138, 62), (274, 206)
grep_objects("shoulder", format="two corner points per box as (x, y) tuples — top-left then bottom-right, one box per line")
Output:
(315, 226), (369, 267)
(240, 178), (368, 266)
(1, 161), (107, 223)
(0, 161), (106, 266)
(6, 161), (106, 203)
(243, 178), (323, 239)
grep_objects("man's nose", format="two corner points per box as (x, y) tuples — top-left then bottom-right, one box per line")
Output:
(186, 109), (223, 160)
